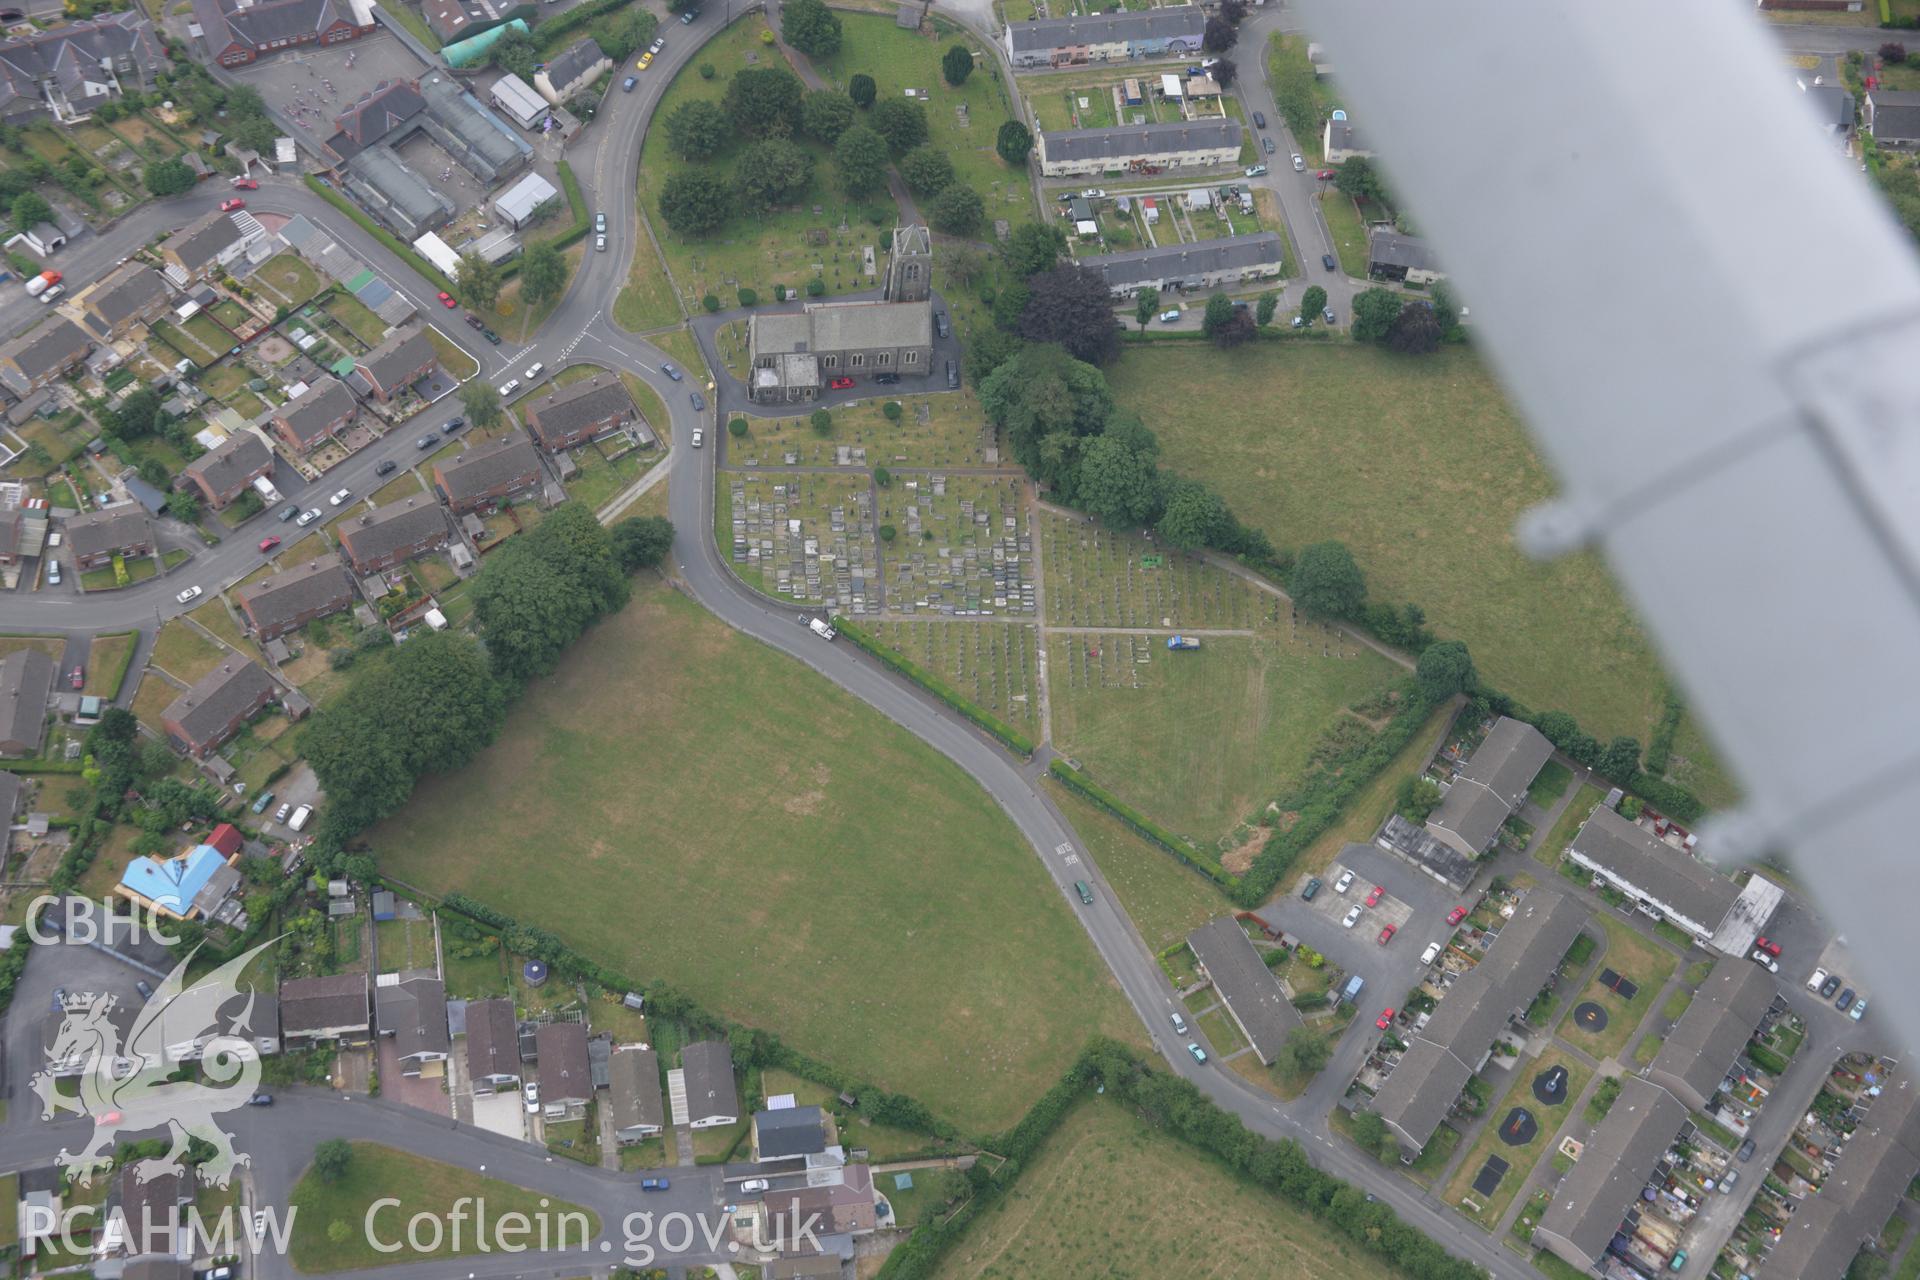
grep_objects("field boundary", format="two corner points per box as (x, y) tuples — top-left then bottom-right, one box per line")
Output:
(832, 616), (1035, 757)
(1047, 758), (1236, 890)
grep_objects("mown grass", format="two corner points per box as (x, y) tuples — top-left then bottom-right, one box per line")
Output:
(149, 619), (230, 684)
(1442, 1046), (1591, 1229)
(1557, 914), (1679, 1064)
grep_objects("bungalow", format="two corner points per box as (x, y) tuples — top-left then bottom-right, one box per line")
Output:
(158, 211), (253, 283)
(190, 0), (375, 70)
(432, 434), (542, 513)
(279, 972), (372, 1047)
(1002, 7), (1204, 69)
(75, 262), (173, 340)
(64, 504), (155, 571)
(352, 326), (436, 403)
(160, 658), (278, 758)
(267, 376), (358, 454)
(679, 1039), (739, 1129)
(336, 495), (451, 574)
(536, 1021), (592, 1119)
(464, 997), (521, 1094)
(0, 316), (91, 395)
(0, 647), (55, 757)
(1035, 120), (1241, 178)
(1425, 716), (1551, 858)
(182, 431), (274, 509)
(106, 1162), (188, 1260)
(521, 373), (641, 452)
(751, 1105), (828, 1163)
(375, 974), (451, 1076)
(235, 553), (353, 640)
(608, 1045), (666, 1144)
(1367, 230), (1446, 286)
(115, 842), (239, 921)
(1082, 232), (1285, 297)
(1866, 89), (1920, 148)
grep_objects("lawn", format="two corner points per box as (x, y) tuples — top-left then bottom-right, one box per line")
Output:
(84, 631), (138, 699)
(929, 1098), (1384, 1280)
(286, 1143), (597, 1272)
(252, 254), (325, 310)
(1111, 343), (1670, 743)
(611, 219), (683, 333)
(725, 393), (992, 469)
(1528, 761), (1572, 809)
(373, 581), (1142, 1133)
(1443, 1046), (1592, 1229)
(149, 619), (231, 684)
(0, 634), (64, 663)
(1557, 915), (1679, 1064)
(1318, 190), (1370, 278)
(323, 295), (388, 349)
(130, 670), (181, 733)
(1535, 783), (1604, 868)
(189, 597), (255, 656)
(374, 915), (435, 973)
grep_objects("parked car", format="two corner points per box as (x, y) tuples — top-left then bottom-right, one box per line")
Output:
(445, 416), (466, 433)
(1080, 187), (1106, 199)
(1807, 967), (1830, 992)
(68, 666), (83, 689)
(689, 390), (705, 410)
(1446, 905), (1469, 925)
(662, 362), (682, 381)
(279, 503), (301, 522)
(935, 311), (951, 338)
(258, 536), (281, 553)
(1300, 877), (1321, 901)
(1169, 1011), (1187, 1034)
(946, 360), (959, 388)
(1187, 1042), (1207, 1064)
(740, 1179), (769, 1193)
(1324, 306), (1337, 325)
(46, 559), (59, 585)
(498, 378), (520, 397)
(1263, 137), (1276, 154)
(594, 212), (607, 233)
(1334, 869), (1355, 894)
(1364, 884), (1384, 907)
(1836, 987), (1856, 1011)
(1750, 949), (1778, 973)
(1252, 110), (1266, 128)
(1820, 973), (1842, 999)
(1245, 164), (1268, 178)
(1737, 1138), (1757, 1162)
(1420, 941), (1442, 965)
(1718, 1170), (1739, 1194)
(596, 234), (607, 252)
(374, 458), (397, 477)
(251, 790), (276, 814)
(1755, 936), (1782, 957)
(1322, 252), (1337, 271)
(416, 434), (439, 449)
(466, 314), (485, 330)
(1342, 905), (1362, 928)
(828, 376), (855, 390)
(1291, 153), (1304, 170)
(328, 487), (351, 505)
(1158, 309), (1181, 323)
(248, 1094), (273, 1107)
(690, 429), (704, 448)
(136, 980), (154, 1000)
(231, 178), (259, 190)
(1377, 924), (1396, 946)
(638, 51), (653, 68)
(435, 291), (457, 308)
(1375, 1008), (1395, 1030)
(50, 987), (65, 1011)
(523, 1081), (540, 1113)
(648, 36), (664, 53)
(274, 804), (291, 823)
(682, 8), (695, 20)
(1851, 997), (1869, 1021)
(176, 585), (203, 604)
(623, 76), (637, 92)
(873, 371), (899, 384)
(296, 509), (321, 527)
(287, 804), (312, 831)
(482, 328), (501, 345)
(1318, 169), (1334, 180)
(1073, 880), (1093, 904)
(524, 362), (545, 381)
(641, 1177), (669, 1191)
(220, 197), (245, 212)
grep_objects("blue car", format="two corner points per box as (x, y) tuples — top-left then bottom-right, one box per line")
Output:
(641, 1178), (670, 1191)
(1187, 1042), (1207, 1064)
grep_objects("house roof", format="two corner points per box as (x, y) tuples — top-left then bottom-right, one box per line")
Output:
(185, 430), (273, 498)
(435, 434), (541, 505)
(206, 822), (244, 858)
(1797, 81), (1856, 131)
(681, 1039), (739, 1121)
(523, 373), (635, 445)
(1646, 958), (1775, 1110)
(1082, 232), (1284, 291)
(237, 554), (352, 634)
(536, 1021), (591, 1100)
(421, 0), (485, 41)
(1536, 1077), (1688, 1269)
(493, 171), (559, 224)
(0, 13), (160, 120)
(279, 972), (370, 1035)
(1428, 716), (1551, 851)
(0, 316), (90, 382)
(162, 211), (244, 275)
(464, 997), (520, 1081)
(376, 975), (450, 1059)
(545, 38), (606, 93)
(117, 1160), (185, 1253)
(608, 1046), (665, 1133)
(755, 1105), (827, 1158)
(329, 79), (428, 158)
(1368, 230), (1442, 274)
(77, 262), (170, 334)
(118, 844), (228, 915)
(272, 376), (357, 447)
(64, 503), (152, 561)
(0, 647), (55, 753)
(1040, 120), (1240, 164)
(0, 770), (21, 825)
(1870, 89), (1920, 141)
(357, 326), (435, 392)
(193, 0), (360, 58)
(162, 657), (276, 748)
(1568, 807), (1740, 932)
(1326, 119), (1367, 153)
(1186, 916), (1301, 1063)
(1005, 5), (1204, 55)
(1370, 890), (1587, 1150)
(337, 495), (449, 567)
(1760, 1074), (1920, 1280)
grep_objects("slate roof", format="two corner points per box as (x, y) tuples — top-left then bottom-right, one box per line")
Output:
(681, 1039), (739, 1121)
(1326, 119), (1367, 153)
(1761, 1075), (1920, 1280)
(1041, 120), (1239, 164)
(64, 503), (152, 561)
(193, 0), (360, 59)
(162, 211), (244, 275)
(357, 326), (435, 392)
(419, 72), (525, 177)
(185, 431), (273, 499)
(1870, 89), (1920, 141)
(1568, 807), (1741, 933)
(543, 38), (604, 95)
(337, 495), (449, 567)
(162, 658), (276, 748)
(435, 435), (541, 505)
(1368, 230), (1443, 275)
(1186, 916), (1301, 1064)
(236, 553), (352, 634)
(329, 79), (428, 159)
(280, 972), (370, 1036)
(1646, 958), (1775, 1111)
(1428, 716), (1552, 852)
(536, 1021), (591, 1101)
(0, 316), (90, 383)
(0, 770), (21, 826)
(522, 373), (635, 445)
(0, 647), (55, 754)
(608, 1046), (665, 1133)
(272, 376), (357, 447)
(0, 13), (161, 121)
(1005, 5), (1204, 55)
(794, 300), (932, 354)
(1082, 232), (1284, 292)
(755, 1105), (828, 1159)
(376, 975), (450, 1059)
(464, 997), (520, 1082)
(1536, 1077), (1688, 1270)
(76, 262), (170, 334)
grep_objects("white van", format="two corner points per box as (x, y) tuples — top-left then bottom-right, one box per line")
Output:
(288, 804), (313, 832)
(808, 617), (836, 641)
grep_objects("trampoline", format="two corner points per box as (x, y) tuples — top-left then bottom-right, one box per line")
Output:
(1533, 1064), (1570, 1104)
(1574, 1001), (1609, 1031)
(1472, 1155), (1510, 1198)
(1499, 1106), (1540, 1146)
(1613, 976), (1640, 1000)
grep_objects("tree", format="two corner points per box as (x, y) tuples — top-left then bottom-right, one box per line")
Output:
(10, 191), (50, 232)
(1203, 13), (1238, 52)
(1334, 154), (1385, 202)
(491, 27), (537, 79)
(725, 66), (804, 137)
(810, 408), (832, 435)
(459, 381), (502, 433)
(848, 73), (876, 108)
(871, 97), (929, 152)
(1211, 58), (1237, 89)
(1881, 42), (1908, 64)
(729, 417), (748, 436)
(1076, 433), (1162, 527)
(664, 99), (729, 159)
(978, 344), (1116, 491)
(900, 145), (954, 195)
(116, 389), (163, 440)
(1133, 286), (1160, 331)
(166, 491), (200, 522)
(1019, 265), (1122, 365)
(311, 1139), (353, 1183)
(611, 516), (674, 571)
(1350, 287), (1402, 343)
(1349, 1109), (1393, 1159)
(929, 183), (984, 235)
(1395, 775), (1443, 823)
(942, 44), (975, 86)
(800, 90), (856, 142)
(595, 6), (659, 60)
(1280, 1029), (1330, 1075)
(518, 241), (567, 310)
(659, 169), (731, 235)
(945, 243), (984, 288)
(1292, 541), (1366, 618)
(1599, 736), (1642, 783)
(1201, 292), (1235, 337)
(1156, 477), (1229, 549)
(882, 402), (902, 422)
(1298, 285), (1327, 323)
(782, 0), (842, 57)
(996, 119), (1034, 166)
(474, 503), (628, 684)
(1255, 291), (1278, 326)
(1415, 640), (1475, 698)
(1387, 302), (1442, 354)
(1537, 711), (1580, 750)
(735, 139), (813, 209)
(142, 158), (195, 197)
(1004, 221), (1066, 278)
(833, 125), (889, 196)
(455, 252), (500, 312)
(1214, 308), (1257, 348)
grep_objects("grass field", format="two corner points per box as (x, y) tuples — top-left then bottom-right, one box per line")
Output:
(1557, 915), (1678, 1064)
(1535, 783), (1603, 868)
(1664, 712), (1739, 810)
(611, 220), (683, 333)
(726, 393), (995, 470)
(84, 631), (137, 699)
(1111, 343), (1669, 743)
(1443, 1046), (1592, 1229)
(373, 581), (1141, 1133)
(149, 619), (230, 684)
(930, 1098), (1383, 1280)
(286, 1143), (596, 1272)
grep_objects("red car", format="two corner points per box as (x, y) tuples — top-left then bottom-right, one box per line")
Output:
(1376, 1008), (1395, 1030)
(1364, 884), (1384, 907)
(1317, 169), (1334, 180)
(68, 666), (84, 689)
(1446, 905), (1469, 926)
(1378, 924), (1397, 946)
(231, 178), (259, 190)
(258, 535), (281, 553)
(219, 197), (245, 212)
(436, 291), (457, 308)
(828, 376), (855, 390)
(1756, 937), (1782, 957)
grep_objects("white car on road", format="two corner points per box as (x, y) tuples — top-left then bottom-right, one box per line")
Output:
(691, 429), (704, 448)
(524, 361), (545, 381)
(1420, 941), (1442, 966)
(328, 487), (351, 505)
(498, 378), (520, 397)
(176, 585), (203, 605)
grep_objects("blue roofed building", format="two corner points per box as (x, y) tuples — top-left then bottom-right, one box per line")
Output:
(115, 843), (241, 920)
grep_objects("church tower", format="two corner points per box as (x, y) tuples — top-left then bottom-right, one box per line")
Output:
(882, 224), (933, 303)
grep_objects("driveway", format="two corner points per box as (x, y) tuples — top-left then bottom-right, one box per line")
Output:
(373, 1038), (453, 1117)
(470, 1089), (529, 1142)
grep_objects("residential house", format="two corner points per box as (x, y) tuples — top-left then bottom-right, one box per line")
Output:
(1368, 890), (1588, 1156)
(0, 316), (91, 395)
(1867, 89), (1920, 147)
(1566, 806), (1782, 952)
(752, 1165), (879, 1248)
(751, 1106), (828, 1163)
(190, 0), (376, 69)
(1034, 120), (1241, 178)
(680, 1039), (740, 1129)
(64, 504), (155, 572)
(182, 431), (274, 509)
(0, 507), (25, 565)
(75, 262), (173, 340)
(535, 38), (609, 106)
(464, 997), (520, 1094)
(336, 495), (451, 574)
(1186, 916), (1301, 1066)
(0, 769), (21, 861)
(0, 647), (55, 757)
(279, 972), (372, 1047)
(536, 1021), (592, 1119)
(1645, 958), (1776, 1111)
(160, 657), (278, 758)
(431, 434), (542, 513)
(768, 1257), (844, 1280)
(267, 376), (358, 454)
(1425, 716), (1552, 858)
(1795, 77), (1856, 146)
(1367, 231), (1447, 286)
(0, 13), (165, 126)
(1759, 1073), (1920, 1280)
(15, 1166), (62, 1261)
(1082, 232), (1285, 297)
(107, 1162), (188, 1260)
(521, 373), (641, 452)
(115, 842), (238, 921)
(608, 1046), (666, 1144)
(1002, 6), (1204, 68)
(375, 974), (451, 1076)
(1323, 118), (1372, 162)
(352, 325), (436, 403)
(1534, 1077), (1690, 1273)
(158, 211), (252, 283)
(234, 553), (353, 641)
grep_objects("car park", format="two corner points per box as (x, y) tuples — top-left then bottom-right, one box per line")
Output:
(176, 585), (203, 604)
(279, 503), (301, 521)
(690, 390), (705, 410)
(1750, 949), (1778, 973)
(829, 376), (855, 389)
(296, 509), (321, 526)
(1376, 1008), (1395, 1030)
(525, 362), (545, 381)
(329, 487), (351, 505)
(1420, 941), (1442, 965)
(1836, 987), (1856, 1011)
(1851, 998), (1869, 1021)
(1187, 1042), (1207, 1064)
(375, 459), (397, 476)
(258, 536), (280, 553)
(690, 429), (704, 448)
(1377, 924), (1396, 946)
(1342, 905), (1362, 928)
(436, 291), (456, 308)
(1301, 877), (1321, 901)
(1820, 973), (1842, 999)
(1364, 884), (1384, 907)
(1169, 1011), (1187, 1034)
(1322, 253), (1337, 271)
(1292, 153), (1304, 170)
(1245, 165), (1267, 177)
(220, 197), (245, 212)
(498, 378), (520, 397)
(1334, 869), (1355, 893)
(662, 362), (682, 380)
(416, 434), (438, 449)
